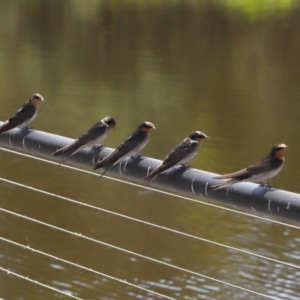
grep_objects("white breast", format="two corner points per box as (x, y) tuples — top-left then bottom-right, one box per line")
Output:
(19, 110), (37, 128)
(250, 164), (284, 183)
(113, 137), (150, 165)
(179, 148), (199, 165)
(85, 131), (109, 148)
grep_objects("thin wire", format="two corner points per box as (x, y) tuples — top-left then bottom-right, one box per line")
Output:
(0, 267), (83, 299)
(0, 176), (299, 271)
(0, 209), (280, 299)
(0, 238), (174, 300)
(0, 147), (299, 230)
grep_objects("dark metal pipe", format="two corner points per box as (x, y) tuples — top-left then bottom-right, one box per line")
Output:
(1, 123), (300, 224)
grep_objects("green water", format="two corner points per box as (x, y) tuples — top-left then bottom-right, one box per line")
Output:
(1, 1), (300, 299)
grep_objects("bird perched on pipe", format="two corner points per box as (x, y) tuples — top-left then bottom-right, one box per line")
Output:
(211, 143), (288, 190)
(52, 116), (116, 164)
(143, 131), (208, 182)
(0, 93), (44, 135)
(93, 121), (156, 178)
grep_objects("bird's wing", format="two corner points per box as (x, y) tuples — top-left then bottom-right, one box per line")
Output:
(76, 122), (107, 144)
(143, 139), (198, 182)
(160, 138), (198, 169)
(52, 122), (108, 156)
(0, 104), (36, 134)
(96, 130), (146, 167)
(52, 138), (81, 156)
(107, 131), (147, 164)
(9, 104), (36, 125)
(214, 156), (283, 180)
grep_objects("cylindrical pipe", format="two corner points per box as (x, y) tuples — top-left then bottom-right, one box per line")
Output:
(1, 123), (299, 224)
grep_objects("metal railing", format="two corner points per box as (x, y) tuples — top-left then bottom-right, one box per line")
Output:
(1, 122), (299, 224)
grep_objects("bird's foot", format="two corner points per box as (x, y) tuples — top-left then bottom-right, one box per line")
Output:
(259, 182), (273, 189)
(22, 126), (32, 131)
(180, 164), (190, 169)
(93, 144), (104, 149)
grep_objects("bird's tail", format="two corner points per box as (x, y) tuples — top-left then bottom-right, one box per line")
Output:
(93, 159), (111, 179)
(51, 141), (81, 157)
(52, 148), (65, 157)
(52, 149), (74, 165)
(0, 121), (13, 135)
(93, 158), (111, 170)
(52, 141), (83, 165)
(97, 165), (111, 179)
(211, 179), (238, 191)
(93, 151), (118, 170)
(143, 170), (160, 183)
(93, 161), (103, 170)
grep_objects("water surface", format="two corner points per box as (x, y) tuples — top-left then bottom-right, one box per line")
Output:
(1, 1), (300, 299)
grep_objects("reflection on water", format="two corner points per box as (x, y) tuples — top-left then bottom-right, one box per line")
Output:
(1, 1), (300, 299)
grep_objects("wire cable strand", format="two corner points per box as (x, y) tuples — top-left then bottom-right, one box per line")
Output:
(0, 209), (281, 300)
(0, 146), (299, 230)
(0, 176), (299, 272)
(0, 267), (83, 299)
(0, 237), (175, 300)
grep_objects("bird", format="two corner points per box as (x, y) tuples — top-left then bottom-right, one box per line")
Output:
(93, 121), (156, 178)
(0, 93), (44, 135)
(52, 116), (116, 164)
(211, 143), (288, 190)
(143, 131), (208, 182)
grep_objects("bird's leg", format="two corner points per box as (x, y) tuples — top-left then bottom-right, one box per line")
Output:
(22, 126), (32, 131)
(180, 164), (190, 169)
(259, 181), (272, 188)
(93, 144), (103, 149)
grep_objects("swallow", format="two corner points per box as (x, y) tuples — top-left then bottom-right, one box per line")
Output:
(93, 121), (156, 178)
(52, 116), (116, 164)
(0, 93), (44, 135)
(143, 131), (208, 182)
(211, 143), (288, 190)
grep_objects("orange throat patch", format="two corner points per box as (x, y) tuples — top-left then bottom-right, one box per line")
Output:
(30, 99), (42, 106)
(142, 127), (153, 133)
(275, 148), (286, 160)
